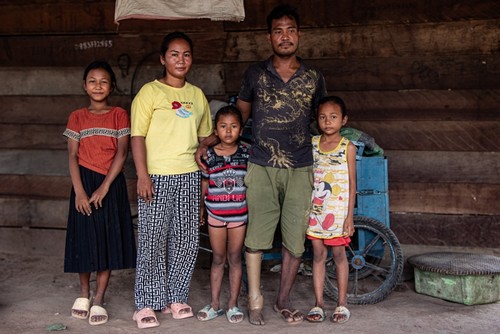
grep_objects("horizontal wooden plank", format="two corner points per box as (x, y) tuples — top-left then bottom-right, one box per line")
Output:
(0, 124), (67, 149)
(391, 212), (500, 248)
(1, 200), (498, 249)
(1, 175), (497, 219)
(0, 1), (223, 35)
(0, 64), (225, 96)
(0, 149), (68, 176)
(225, 0), (500, 30)
(0, 95), (131, 125)
(0, 197), (69, 228)
(0, 175), (137, 203)
(5, 120), (498, 151)
(225, 54), (500, 92)
(2, 90), (499, 125)
(0, 195), (138, 230)
(1, 148), (498, 185)
(0, 33), (226, 66)
(0, 227), (66, 255)
(347, 120), (500, 151)
(10, 121), (500, 152)
(0, 149), (137, 178)
(225, 20), (500, 62)
(386, 151), (500, 184)
(337, 89), (500, 121)
(389, 182), (500, 215)
(2, 1), (499, 36)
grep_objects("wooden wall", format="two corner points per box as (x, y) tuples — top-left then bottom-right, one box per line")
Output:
(0, 0), (499, 254)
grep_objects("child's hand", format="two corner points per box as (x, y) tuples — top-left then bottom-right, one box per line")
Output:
(89, 185), (109, 210)
(200, 207), (206, 226)
(344, 217), (355, 237)
(75, 192), (92, 216)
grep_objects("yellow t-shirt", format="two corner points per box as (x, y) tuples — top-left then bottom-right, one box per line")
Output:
(131, 80), (213, 175)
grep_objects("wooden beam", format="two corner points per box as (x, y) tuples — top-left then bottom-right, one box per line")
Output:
(0, 33), (226, 66)
(336, 89), (500, 121)
(0, 96), (131, 125)
(2, 1), (499, 35)
(0, 1), (222, 35)
(0, 227), (66, 255)
(6, 120), (498, 151)
(386, 151), (500, 184)
(347, 120), (500, 151)
(2, 90), (499, 126)
(0, 197), (69, 228)
(1, 148), (498, 185)
(225, 0), (500, 30)
(391, 212), (500, 248)
(224, 20), (500, 62)
(225, 54), (500, 92)
(0, 150), (137, 178)
(0, 64), (225, 96)
(389, 182), (500, 215)
(0, 196), (138, 229)
(0, 175), (137, 203)
(1, 176), (498, 222)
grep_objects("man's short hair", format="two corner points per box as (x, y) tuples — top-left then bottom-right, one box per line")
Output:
(266, 4), (300, 33)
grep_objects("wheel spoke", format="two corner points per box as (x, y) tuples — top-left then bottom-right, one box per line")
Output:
(365, 263), (392, 281)
(351, 267), (359, 296)
(323, 217), (404, 304)
(361, 234), (382, 256)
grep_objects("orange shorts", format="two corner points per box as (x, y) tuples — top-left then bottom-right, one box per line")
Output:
(307, 235), (351, 247)
(207, 215), (246, 229)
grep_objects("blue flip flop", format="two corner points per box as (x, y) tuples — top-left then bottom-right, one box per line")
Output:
(226, 306), (244, 323)
(306, 306), (326, 322)
(196, 305), (224, 321)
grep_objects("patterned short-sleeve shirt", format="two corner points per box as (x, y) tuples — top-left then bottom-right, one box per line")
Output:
(202, 143), (250, 222)
(63, 107), (130, 175)
(238, 57), (326, 168)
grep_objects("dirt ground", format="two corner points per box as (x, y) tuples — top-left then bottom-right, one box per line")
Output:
(1, 244), (499, 334)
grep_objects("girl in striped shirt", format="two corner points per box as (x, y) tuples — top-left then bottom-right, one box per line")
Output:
(197, 105), (249, 324)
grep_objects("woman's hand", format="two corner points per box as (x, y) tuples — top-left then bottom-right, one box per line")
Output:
(137, 174), (155, 203)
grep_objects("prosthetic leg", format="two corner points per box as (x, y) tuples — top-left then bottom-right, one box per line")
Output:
(245, 251), (265, 325)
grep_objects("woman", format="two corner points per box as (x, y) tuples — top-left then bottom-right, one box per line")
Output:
(131, 31), (213, 329)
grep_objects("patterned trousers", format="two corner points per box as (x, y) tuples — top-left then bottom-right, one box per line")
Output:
(134, 171), (200, 310)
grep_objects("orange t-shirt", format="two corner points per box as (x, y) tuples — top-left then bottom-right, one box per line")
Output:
(63, 107), (130, 175)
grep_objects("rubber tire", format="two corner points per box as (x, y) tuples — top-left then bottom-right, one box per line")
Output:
(324, 216), (404, 305)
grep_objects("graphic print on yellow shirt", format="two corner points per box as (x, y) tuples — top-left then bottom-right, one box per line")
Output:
(307, 136), (350, 239)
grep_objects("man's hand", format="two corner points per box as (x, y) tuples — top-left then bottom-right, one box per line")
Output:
(196, 133), (219, 173)
(195, 142), (209, 173)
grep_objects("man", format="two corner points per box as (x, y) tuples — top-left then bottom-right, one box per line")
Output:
(196, 4), (326, 325)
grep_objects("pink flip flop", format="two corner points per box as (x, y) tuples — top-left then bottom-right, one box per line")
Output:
(133, 308), (160, 329)
(162, 303), (194, 319)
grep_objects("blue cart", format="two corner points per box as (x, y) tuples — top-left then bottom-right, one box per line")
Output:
(323, 142), (404, 304)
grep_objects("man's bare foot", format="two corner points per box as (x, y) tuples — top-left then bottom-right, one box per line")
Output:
(248, 308), (265, 325)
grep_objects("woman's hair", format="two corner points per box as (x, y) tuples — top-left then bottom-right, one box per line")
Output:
(214, 105), (243, 127)
(160, 31), (194, 55)
(82, 60), (117, 92)
(266, 4), (300, 33)
(317, 95), (348, 118)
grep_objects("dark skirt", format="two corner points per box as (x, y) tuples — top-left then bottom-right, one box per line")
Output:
(64, 166), (136, 273)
